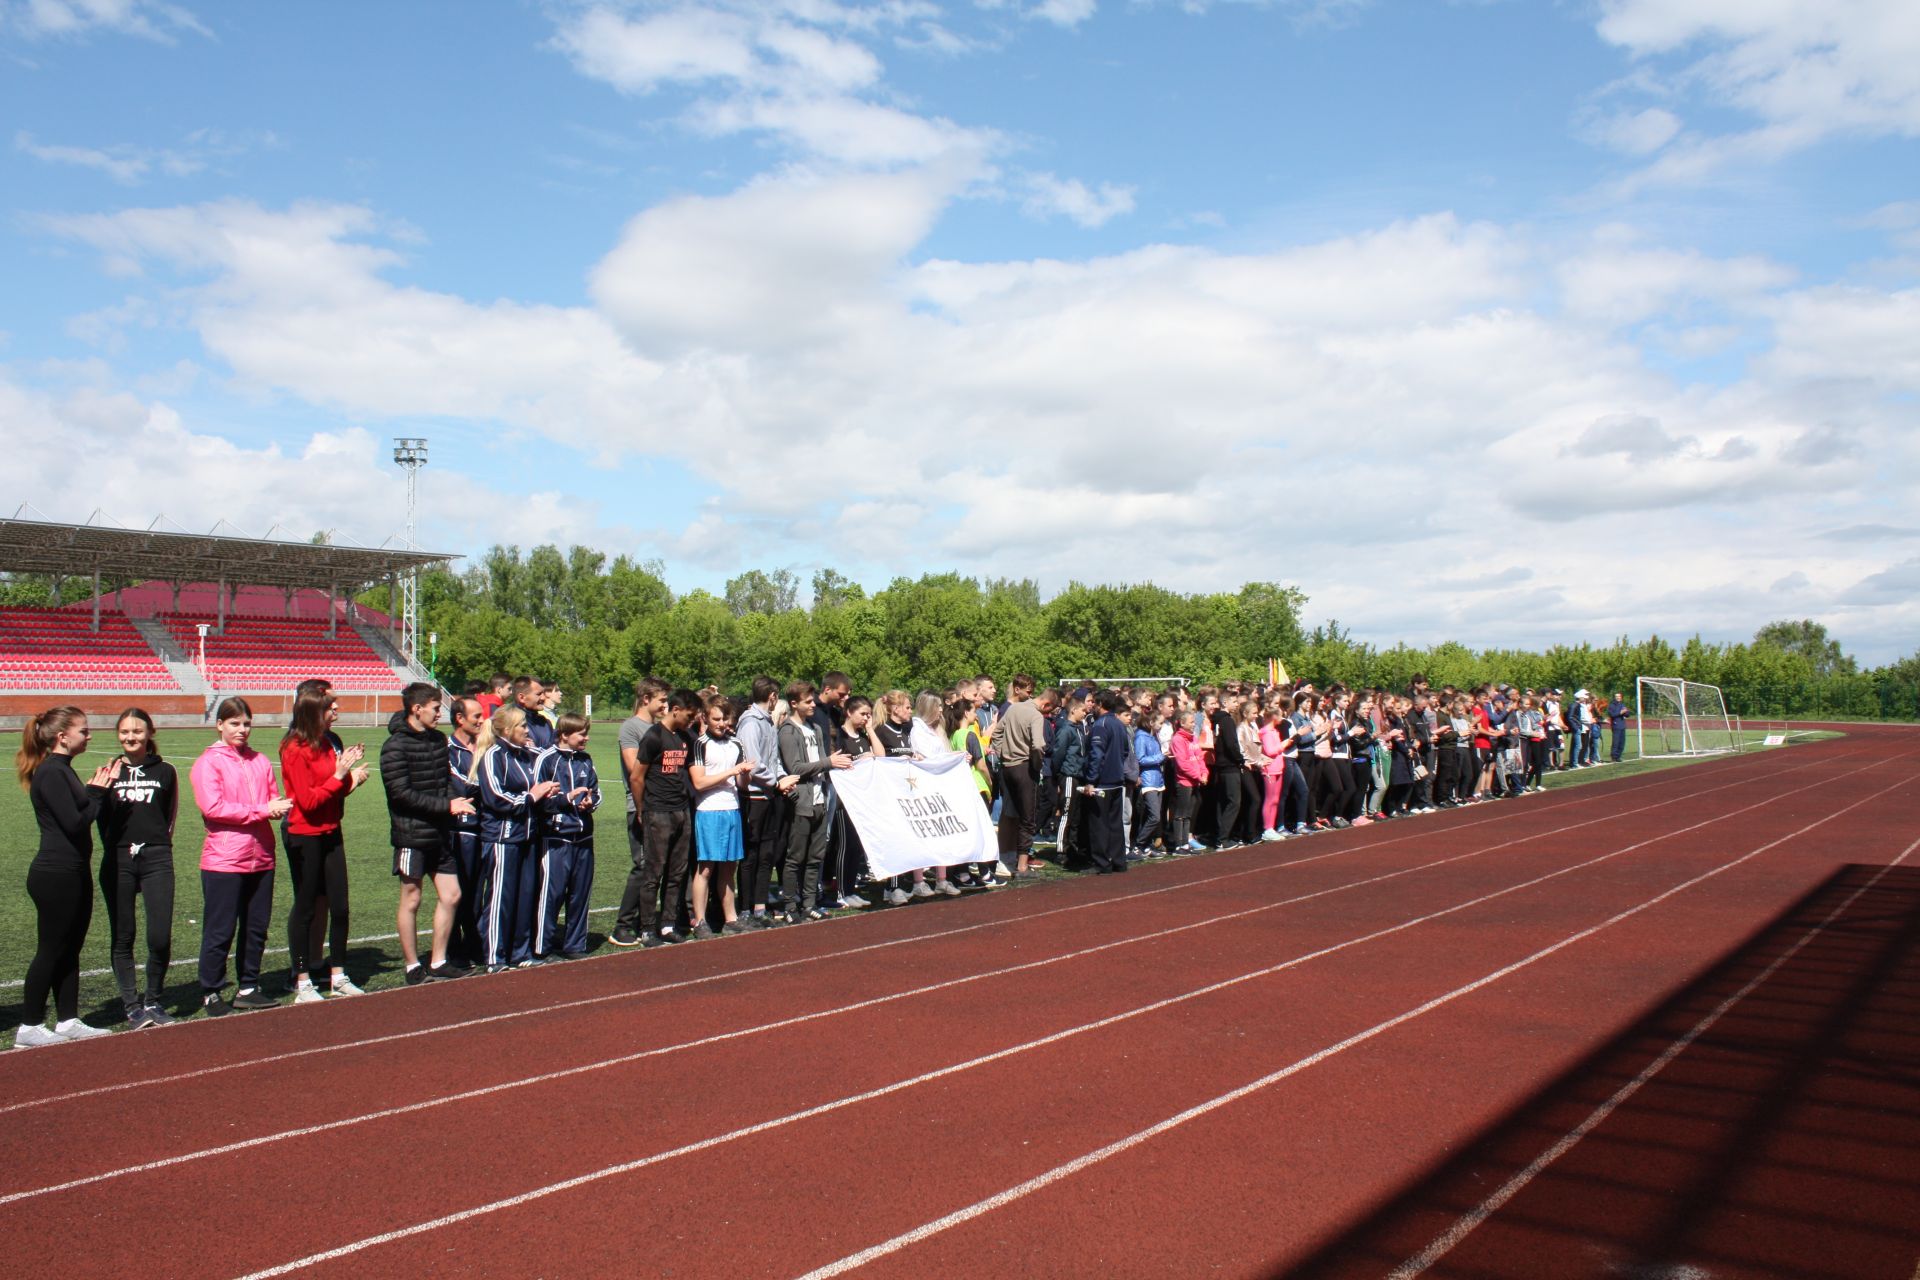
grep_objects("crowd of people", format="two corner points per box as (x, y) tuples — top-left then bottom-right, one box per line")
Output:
(9, 668), (1633, 1046)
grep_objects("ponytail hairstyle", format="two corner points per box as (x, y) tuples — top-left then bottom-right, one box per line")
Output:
(469, 705), (525, 781)
(116, 707), (160, 760)
(16, 705), (85, 791)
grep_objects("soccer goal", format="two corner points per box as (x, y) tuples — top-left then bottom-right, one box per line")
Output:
(1636, 677), (1741, 758)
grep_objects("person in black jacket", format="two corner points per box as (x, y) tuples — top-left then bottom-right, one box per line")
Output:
(97, 707), (178, 1028)
(14, 706), (120, 1047)
(380, 683), (477, 983)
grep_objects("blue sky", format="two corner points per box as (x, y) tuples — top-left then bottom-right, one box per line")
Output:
(2, 0), (1916, 661)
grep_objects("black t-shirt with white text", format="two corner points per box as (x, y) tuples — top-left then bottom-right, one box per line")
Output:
(637, 723), (695, 812)
(100, 756), (178, 851)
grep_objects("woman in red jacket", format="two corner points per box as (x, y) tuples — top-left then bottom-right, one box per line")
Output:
(279, 687), (369, 1001)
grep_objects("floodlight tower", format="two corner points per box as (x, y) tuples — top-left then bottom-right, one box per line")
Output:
(393, 437), (429, 667)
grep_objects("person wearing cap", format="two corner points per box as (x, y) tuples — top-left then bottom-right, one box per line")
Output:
(1570, 690), (1596, 767)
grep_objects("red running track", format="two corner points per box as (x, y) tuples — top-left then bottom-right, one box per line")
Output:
(1, 727), (1916, 1279)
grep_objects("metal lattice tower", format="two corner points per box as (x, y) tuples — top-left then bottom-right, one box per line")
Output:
(393, 437), (428, 666)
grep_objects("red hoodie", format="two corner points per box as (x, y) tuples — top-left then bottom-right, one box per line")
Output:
(279, 736), (355, 835)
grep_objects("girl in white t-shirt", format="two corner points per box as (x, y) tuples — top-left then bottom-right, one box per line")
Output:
(689, 697), (756, 938)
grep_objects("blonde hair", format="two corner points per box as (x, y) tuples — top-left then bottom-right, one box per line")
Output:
(16, 705), (84, 792)
(469, 705), (526, 781)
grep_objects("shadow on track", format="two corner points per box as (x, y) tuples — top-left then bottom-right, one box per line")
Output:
(1281, 863), (1920, 1280)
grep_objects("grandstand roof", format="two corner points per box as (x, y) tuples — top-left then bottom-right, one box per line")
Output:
(0, 516), (456, 591)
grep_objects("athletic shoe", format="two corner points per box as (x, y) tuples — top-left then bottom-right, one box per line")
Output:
(658, 929), (687, 945)
(1260, 828), (1285, 842)
(722, 918), (755, 935)
(1351, 816), (1372, 827)
(910, 881), (935, 899)
(886, 887), (912, 906)
(934, 879), (963, 897)
(805, 907), (831, 921)
(143, 1004), (177, 1026)
(640, 933), (668, 948)
(404, 964), (427, 986)
(1331, 817), (1351, 829)
(608, 927), (642, 948)
(841, 894), (871, 909)
(426, 963), (465, 981)
(293, 983), (325, 1004)
(125, 1005), (155, 1030)
(329, 976), (366, 997)
(51, 1017), (108, 1041)
(690, 921), (716, 940)
(485, 963), (509, 974)
(200, 991), (228, 1017)
(13, 1023), (64, 1048)
(1186, 838), (1207, 852)
(230, 988), (277, 1011)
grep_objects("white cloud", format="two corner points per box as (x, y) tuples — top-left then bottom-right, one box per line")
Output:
(36, 192), (1920, 662)
(5, 0), (209, 42)
(1019, 172), (1136, 227)
(1579, 105), (1682, 155)
(1556, 230), (1794, 325)
(14, 127), (274, 184)
(1595, 0), (1920, 186)
(1027, 0), (1095, 28)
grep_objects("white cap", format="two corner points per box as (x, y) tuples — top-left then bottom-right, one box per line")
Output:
(1575, 688), (1590, 700)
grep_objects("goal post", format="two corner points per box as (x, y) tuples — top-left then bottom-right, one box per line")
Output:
(1636, 677), (1740, 758)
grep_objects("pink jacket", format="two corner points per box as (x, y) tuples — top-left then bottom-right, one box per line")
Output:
(190, 741), (280, 873)
(1259, 723), (1288, 777)
(1168, 728), (1209, 787)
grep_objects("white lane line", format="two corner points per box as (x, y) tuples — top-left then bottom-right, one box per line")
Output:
(217, 758), (1902, 1279)
(1386, 832), (1920, 1280)
(7, 748), (1821, 1207)
(3, 747), (1799, 1113)
(790, 774), (1915, 1280)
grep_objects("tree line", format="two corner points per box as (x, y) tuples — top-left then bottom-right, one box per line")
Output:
(393, 547), (1919, 721)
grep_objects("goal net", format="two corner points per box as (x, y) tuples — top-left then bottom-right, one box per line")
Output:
(1636, 677), (1740, 758)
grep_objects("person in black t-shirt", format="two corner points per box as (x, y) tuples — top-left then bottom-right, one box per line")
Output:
(632, 689), (700, 946)
(97, 708), (180, 1028)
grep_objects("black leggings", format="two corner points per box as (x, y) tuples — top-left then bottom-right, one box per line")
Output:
(1314, 756), (1355, 819)
(1167, 783), (1195, 848)
(285, 831), (349, 978)
(23, 863), (93, 1024)
(1524, 738), (1548, 788)
(99, 844), (174, 1008)
(742, 797), (783, 911)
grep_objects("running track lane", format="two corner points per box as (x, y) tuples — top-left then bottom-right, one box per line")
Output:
(159, 740), (1920, 1274)
(0, 730), (1856, 1204)
(0, 730), (1907, 1278)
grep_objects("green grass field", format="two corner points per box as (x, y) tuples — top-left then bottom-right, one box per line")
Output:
(0, 723), (1838, 1046)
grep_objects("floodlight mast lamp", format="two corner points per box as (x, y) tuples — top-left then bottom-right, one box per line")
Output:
(393, 437), (428, 668)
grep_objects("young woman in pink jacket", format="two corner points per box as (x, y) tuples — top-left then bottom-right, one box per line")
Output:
(190, 696), (293, 1018)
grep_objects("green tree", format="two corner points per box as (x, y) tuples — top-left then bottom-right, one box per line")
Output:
(725, 568), (799, 617)
(1754, 619), (1857, 678)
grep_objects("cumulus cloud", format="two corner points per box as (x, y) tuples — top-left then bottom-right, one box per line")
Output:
(35, 187), (1920, 661)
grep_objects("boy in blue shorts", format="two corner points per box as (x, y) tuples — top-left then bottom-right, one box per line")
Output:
(534, 712), (600, 961)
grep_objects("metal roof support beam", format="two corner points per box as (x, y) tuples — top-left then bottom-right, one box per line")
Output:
(91, 567), (100, 633)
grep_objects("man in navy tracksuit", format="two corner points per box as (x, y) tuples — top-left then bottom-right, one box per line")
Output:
(534, 713), (601, 961)
(1082, 691), (1131, 875)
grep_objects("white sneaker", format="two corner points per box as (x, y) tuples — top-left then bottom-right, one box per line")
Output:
(329, 976), (366, 997)
(935, 879), (963, 897)
(841, 895), (871, 909)
(14, 1023), (63, 1048)
(910, 881), (935, 899)
(294, 983), (325, 1005)
(886, 887), (911, 906)
(54, 1018), (110, 1041)
(1260, 828), (1285, 842)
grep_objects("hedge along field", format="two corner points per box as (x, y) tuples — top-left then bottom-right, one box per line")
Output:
(0, 713), (1837, 1047)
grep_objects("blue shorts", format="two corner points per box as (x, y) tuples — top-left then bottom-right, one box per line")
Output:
(693, 808), (744, 863)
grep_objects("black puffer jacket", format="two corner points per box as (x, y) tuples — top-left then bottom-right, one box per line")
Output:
(380, 711), (454, 849)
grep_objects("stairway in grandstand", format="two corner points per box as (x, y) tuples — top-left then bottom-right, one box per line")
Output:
(349, 618), (431, 687)
(128, 616), (209, 696)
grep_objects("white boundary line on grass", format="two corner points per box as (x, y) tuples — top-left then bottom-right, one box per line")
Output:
(211, 756), (1910, 1279)
(1386, 831), (1920, 1279)
(2, 747), (1856, 1209)
(1, 745), (1821, 1114)
(790, 771), (1917, 1280)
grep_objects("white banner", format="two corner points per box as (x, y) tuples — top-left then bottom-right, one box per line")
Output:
(833, 754), (994, 878)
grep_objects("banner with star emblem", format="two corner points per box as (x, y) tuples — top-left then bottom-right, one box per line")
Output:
(832, 752), (995, 878)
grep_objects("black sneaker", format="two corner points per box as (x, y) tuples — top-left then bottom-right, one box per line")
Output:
(805, 907), (830, 921)
(404, 964), (427, 986)
(640, 932), (668, 949)
(230, 987), (277, 1011)
(425, 963), (465, 981)
(126, 1005), (156, 1031)
(657, 929), (687, 945)
(690, 921), (716, 940)
(608, 928), (643, 948)
(144, 1003), (177, 1026)
(722, 918), (755, 935)
(202, 991), (228, 1018)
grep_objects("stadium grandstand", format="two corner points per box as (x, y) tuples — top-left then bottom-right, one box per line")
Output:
(0, 515), (457, 727)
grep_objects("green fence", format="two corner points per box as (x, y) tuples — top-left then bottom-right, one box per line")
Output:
(1724, 680), (1920, 722)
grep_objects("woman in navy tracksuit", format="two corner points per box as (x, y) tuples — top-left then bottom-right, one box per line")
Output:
(473, 707), (556, 971)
